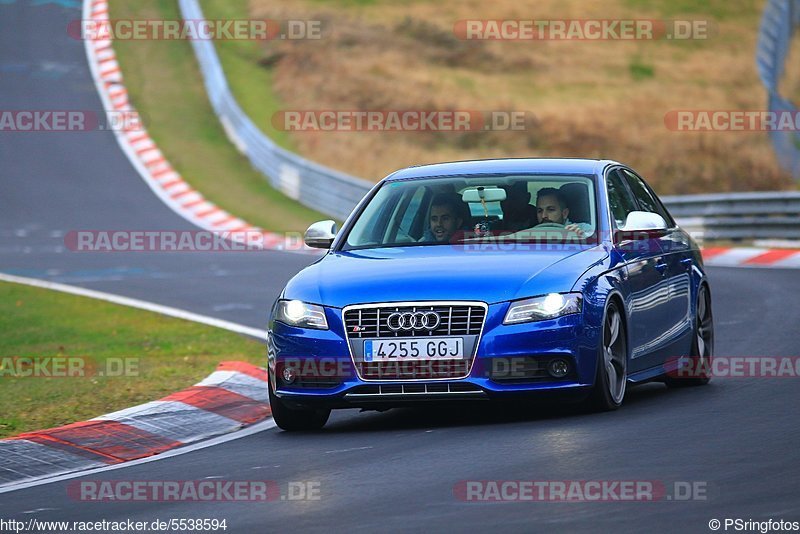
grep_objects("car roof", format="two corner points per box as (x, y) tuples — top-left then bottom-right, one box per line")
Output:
(384, 158), (621, 181)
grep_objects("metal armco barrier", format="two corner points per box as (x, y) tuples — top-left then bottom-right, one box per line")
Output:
(662, 192), (800, 240)
(179, 0), (800, 241)
(177, 0), (374, 222)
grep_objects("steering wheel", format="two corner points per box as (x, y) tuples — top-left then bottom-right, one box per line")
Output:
(534, 222), (566, 229)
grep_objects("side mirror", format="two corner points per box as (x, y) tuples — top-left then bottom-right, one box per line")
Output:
(304, 220), (338, 249)
(616, 211), (668, 243)
(623, 211), (667, 232)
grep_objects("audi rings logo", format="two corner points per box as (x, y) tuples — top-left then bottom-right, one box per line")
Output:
(386, 311), (441, 331)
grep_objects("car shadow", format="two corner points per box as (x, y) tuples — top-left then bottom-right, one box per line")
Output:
(277, 381), (703, 435)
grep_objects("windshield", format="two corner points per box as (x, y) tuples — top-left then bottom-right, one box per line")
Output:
(343, 175), (598, 251)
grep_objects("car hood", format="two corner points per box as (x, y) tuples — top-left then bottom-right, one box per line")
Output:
(284, 245), (610, 308)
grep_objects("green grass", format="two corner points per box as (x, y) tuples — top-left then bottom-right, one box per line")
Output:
(110, 0), (328, 232)
(0, 282), (264, 438)
(622, 0), (749, 19)
(629, 57), (655, 80)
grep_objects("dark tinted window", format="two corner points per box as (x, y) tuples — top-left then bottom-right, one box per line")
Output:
(621, 169), (674, 225)
(606, 170), (638, 228)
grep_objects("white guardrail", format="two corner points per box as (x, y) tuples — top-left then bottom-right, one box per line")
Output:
(178, 0), (372, 223)
(178, 0), (800, 241)
(661, 191), (800, 241)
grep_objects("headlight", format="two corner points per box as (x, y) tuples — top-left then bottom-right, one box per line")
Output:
(275, 300), (329, 330)
(503, 293), (583, 325)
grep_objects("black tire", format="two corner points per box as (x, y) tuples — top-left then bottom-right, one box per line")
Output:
(268, 376), (331, 431)
(586, 299), (628, 412)
(665, 284), (713, 388)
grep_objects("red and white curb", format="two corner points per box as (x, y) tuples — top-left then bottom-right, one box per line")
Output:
(701, 247), (800, 268)
(0, 361), (270, 490)
(82, 0), (317, 254)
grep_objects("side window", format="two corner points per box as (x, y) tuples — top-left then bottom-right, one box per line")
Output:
(621, 169), (674, 226)
(606, 170), (638, 228)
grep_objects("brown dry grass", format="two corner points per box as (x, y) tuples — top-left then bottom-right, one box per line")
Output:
(244, 0), (794, 194)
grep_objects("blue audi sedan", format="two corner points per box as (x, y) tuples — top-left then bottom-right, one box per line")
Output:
(267, 159), (713, 430)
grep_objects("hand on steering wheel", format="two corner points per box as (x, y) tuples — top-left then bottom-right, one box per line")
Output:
(564, 223), (586, 238)
(536, 221), (586, 238)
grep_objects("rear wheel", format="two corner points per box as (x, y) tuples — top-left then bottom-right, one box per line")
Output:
(666, 284), (713, 387)
(586, 300), (627, 411)
(268, 375), (330, 431)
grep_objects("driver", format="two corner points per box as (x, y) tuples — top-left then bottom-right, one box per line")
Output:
(535, 188), (592, 238)
(420, 194), (464, 243)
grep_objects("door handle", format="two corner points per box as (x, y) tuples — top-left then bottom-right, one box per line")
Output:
(655, 261), (668, 275)
(680, 258), (693, 270)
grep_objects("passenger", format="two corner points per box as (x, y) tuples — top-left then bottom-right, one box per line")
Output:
(500, 182), (538, 232)
(420, 194), (464, 243)
(535, 187), (592, 238)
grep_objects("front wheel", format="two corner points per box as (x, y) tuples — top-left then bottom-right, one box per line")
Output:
(586, 300), (628, 412)
(268, 376), (330, 431)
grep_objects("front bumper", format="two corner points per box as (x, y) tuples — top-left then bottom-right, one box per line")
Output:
(268, 301), (601, 408)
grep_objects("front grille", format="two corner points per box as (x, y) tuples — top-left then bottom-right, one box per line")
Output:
(345, 382), (485, 398)
(360, 360), (470, 380)
(343, 302), (487, 381)
(343, 304), (485, 338)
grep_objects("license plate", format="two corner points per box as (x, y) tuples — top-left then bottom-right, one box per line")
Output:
(363, 338), (464, 362)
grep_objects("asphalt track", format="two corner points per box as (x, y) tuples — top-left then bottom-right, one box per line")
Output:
(1, 2), (799, 533)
